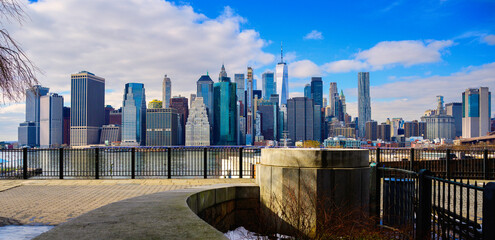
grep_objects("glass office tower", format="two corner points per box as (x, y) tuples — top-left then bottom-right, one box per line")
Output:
(262, 71), (275, 100)
(213, 77), (237, 145)
(122, 83), (146, 146)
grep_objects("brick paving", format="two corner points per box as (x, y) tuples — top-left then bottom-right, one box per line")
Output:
(0, 179), (254, 225)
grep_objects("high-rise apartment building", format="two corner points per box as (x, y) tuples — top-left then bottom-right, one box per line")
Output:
(462, 87), (491, 138)
(378, 123), (391, 142)
(70, 71), (105, 146)
(311, 77), (323, 107)
(18, 85), (49, 147)
(122, 83), (146, 146)
(404, 121), (419, 138)
(276, 44), (289, 105)
(170, 96), (189, 145)
(40, 93), (63, 148)
(162, 75), (171, 108)
(185, 97), (210, 146)
(262, 71), (275, 100)
(365, 121), (377, 141)
(146, 108), (179, 146)
(213, 76), (237, 145)
(358, 72), (371, 138)
(197, 74), (214, 129)
(287, 97), (314, 142)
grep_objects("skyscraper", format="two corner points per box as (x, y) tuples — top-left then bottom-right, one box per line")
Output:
(462, 87), (491, 138)
(170, 96), (189, 145)
(18, 85), (49, 147)
(358, 72), (371, 138)
(276, 43), (289, 105)
(63, 107), (70, 145)
(378, 123), (391, 142)
(329, 82), (338, 117)
(197, 74), (214, 129)
(146, 108), (179, 146)
(258, 101), (279, 141)
(122, 83), (146, 146)
(185, 97), (210, 146)
(70, 71), (105, 146)
(304, 84), (311, 99)
(262, 71), (275, 100)
(219, 64), (227, 81)
(213, 76), (237, 145)
(162, 75), (171, 108)
(311, 77), (323, 107)
(421, 96), (455, 140)
(40, 93), (63, 148)
(246, 67), (254, 145)
(234, 74), (245, 115)
(365, 121), (377, 141)
(287, 97), (314, 142)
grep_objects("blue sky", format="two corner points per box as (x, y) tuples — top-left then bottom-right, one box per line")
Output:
(1, 0), (494, 141)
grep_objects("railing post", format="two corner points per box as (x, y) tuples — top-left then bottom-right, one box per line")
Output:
(483, 182), (495, 240)
(373, 148), (381, 225)
(410, 148), (415, 171)
(370, 164), (380, 225)
(131, 148), (136, 179)
(484, 150), (489, 180)
(203, 147), (208, 179)
(446, 149), (451, 179)
(59, 148), (64, 179)
(22, 147), (28, 179)
(239, 147), (243, 178)
(95, 148), (99, 179)
(376, 148), (381, 166)
(416, 169), (432, 240)
(167, 147), (172, 179)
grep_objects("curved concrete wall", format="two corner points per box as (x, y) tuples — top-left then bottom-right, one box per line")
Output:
(258, 148), (370, 237)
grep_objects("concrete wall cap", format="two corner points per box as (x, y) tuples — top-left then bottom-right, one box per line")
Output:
(261, 148), (369, 168)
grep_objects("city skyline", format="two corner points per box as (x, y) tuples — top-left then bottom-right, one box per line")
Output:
(0, 0), (494, 140)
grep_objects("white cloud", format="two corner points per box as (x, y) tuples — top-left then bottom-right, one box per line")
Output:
(345, 62), (495, 123)
(322, 60), (370, 73)
(483, 35), (495, 45)
(0, 0), (276, 141)
(288, 60), (322, 78)
(356, 40), (454, 68)
(303, 30), (323, 40)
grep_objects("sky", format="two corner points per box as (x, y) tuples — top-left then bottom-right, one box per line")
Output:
(0, 0), (494, 141)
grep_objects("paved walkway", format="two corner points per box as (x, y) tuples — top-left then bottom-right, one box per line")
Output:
(0, 179), (255, 225)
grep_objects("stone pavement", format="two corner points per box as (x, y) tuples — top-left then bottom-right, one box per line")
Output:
(0, 179), (254, 226)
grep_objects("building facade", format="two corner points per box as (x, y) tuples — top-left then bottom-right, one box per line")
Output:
(40, 93), (63, 148)
(146, 108), (179, 146)
(365, 121), (377, 141)
(100, 124), (121, 145)
(358, 72), (371, 138)
(18, 85), (49, 147)
(197, 74), (214, 130)
(185, 97), (210, 146)
(304, 84), (311, 99)
(378, 123), (391, 142)
(213, 77), (237, 145)
(170, 96), (189, 145)
(462, 87), (491, 138)
(162, 75), (171, 108)
(122, 83), (146, 146)
(421, 96), (456, 140)
(262, 71), (275, 100)
(311, 77), (323, 107)
(445, 102), (462, 137)
(70, 71), (105, 146)
(329, 82), (338, 117)
(287, 97), (314, 142)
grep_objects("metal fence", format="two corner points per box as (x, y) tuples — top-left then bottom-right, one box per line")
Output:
(0, 147), (261, 179)
(370, 148), (495, 179)
(371, 164), (495, 240)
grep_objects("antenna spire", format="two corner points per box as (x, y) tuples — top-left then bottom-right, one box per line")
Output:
(280, 42), (284, 63)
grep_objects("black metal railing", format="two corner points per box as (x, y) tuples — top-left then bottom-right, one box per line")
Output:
(0, 146), (261, 179)
(371, 148), (495, 179)
(371, 163), (495, 240)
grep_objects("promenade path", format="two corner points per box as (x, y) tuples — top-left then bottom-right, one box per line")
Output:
(0, 179), (254, 226)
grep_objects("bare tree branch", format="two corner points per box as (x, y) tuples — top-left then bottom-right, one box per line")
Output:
(0, 0), (39, 103)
